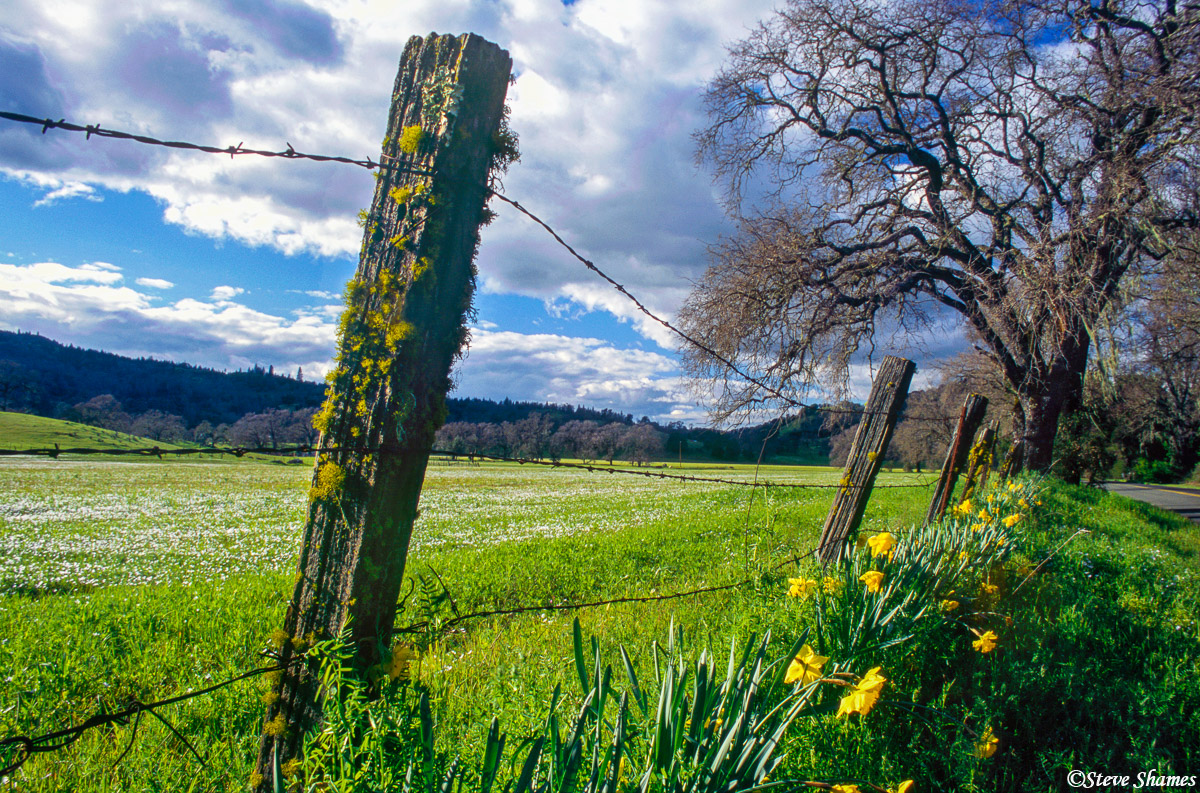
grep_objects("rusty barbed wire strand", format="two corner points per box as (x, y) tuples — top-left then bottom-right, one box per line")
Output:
(0, 110), (955, 425)
(0, 660), (292, 777)
(0, 539), (840, 778)
(0, 112), (435, 177)
(0, 444), (937, 488)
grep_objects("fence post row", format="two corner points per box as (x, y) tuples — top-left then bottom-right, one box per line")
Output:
(253, 32), (512, 790)
(925, 393), (988, 524)
(816, 356), (915, 563)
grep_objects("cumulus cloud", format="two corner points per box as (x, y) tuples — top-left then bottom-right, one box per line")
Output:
(135, 277), (175, 289)
(0, 0), (779, 348)
(456, 328), (699, 421)
(210, 285), (245, 301)
(1, 260), (336, 376)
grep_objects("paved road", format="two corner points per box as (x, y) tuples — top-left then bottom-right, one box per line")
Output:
(1103, 482), (1200, 523)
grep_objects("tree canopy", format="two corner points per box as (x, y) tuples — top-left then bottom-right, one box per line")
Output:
(683, 0), (1199, 470)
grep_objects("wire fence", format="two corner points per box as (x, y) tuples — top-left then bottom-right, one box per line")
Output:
(0, 109), (960, 778)
(0, 110), (957, 425)
(0, 444), (937, 488)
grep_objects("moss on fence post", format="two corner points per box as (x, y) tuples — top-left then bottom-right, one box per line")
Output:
(252, 32), (513, 791)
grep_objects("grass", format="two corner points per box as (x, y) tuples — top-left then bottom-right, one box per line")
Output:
(0, 457), (1197, 791)
(0, 412), (186, 454)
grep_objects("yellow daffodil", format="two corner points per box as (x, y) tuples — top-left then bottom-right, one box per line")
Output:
(1019, 498), (1029, 508)
(831, 785), (861, 793)
(940, 599), (959, 612)
(956, 499), (973, 515)
(978, 508), (991, 521)
(823, 576), (843, 594)
(971, 522), (984, 532)
(784, 644), (828, 685)
(980, 582), (999, 596)
(987, 494), (995, 505)
(788, 577), (818, 597)
(1003, 513), (1022, 527)
(972, 630), (998, 653)
(387, 643), (417, 681)
(958, 550), (968, 562)
(837, 666), (887, 717)
(867, 531), (896, 560)
(860, 570), (885, 593)
(890, 782), (915, 793)
(1007, 482), (1017, 492)
(974, 726), (999, 758)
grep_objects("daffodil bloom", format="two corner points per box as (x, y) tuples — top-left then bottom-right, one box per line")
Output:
(972, 630), (998, 653)
(784, 644), (828, 685)
(971, 522), (984, 532)
(980, 582), (999, 595)
(940, 599), (959, 612)
(860, 570), (884, 593)
(890, 782), (915, 793)
(978, 508), (991, 521)
(837, 666), (887, 717)
(387, 643), (417, 681)
(1003, 513), (1022, 527)
(831, 785), (861, 793)
(974, 726), (999, 758)
(867, 532), (896, 560)
(1019, 498), (1029, 508)
(958, 550), (968, 562)
(788, 577), (818, 597)
(956, 499), (973, 515)
(823, 576), (843, 594)
(1007, 482), (1017, 492)
(987, 494), (995, 505)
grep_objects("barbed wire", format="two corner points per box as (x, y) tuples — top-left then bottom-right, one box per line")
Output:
(0, 660), (291, 777)
(0, 444), (937, 489)
(0, 110), (957, 426)
(0, 112), (435, 177)
(0, 540), (834, 778)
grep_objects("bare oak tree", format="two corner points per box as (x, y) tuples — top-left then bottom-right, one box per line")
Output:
(683, 0), (1198, 470)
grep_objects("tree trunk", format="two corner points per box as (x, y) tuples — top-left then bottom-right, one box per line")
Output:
(1018, 320), (1092, 476)
(251, 32), (511, 791)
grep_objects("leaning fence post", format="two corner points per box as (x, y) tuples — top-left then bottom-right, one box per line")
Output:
(999, 438), (1024, 480)
(958, 421), (997, 505)
(816, 356), (915, 563)
(252, 32), (512, 790)
(925, 393), (988, 524)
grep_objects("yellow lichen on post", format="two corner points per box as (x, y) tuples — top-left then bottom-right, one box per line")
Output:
(398, 124), (424, 153)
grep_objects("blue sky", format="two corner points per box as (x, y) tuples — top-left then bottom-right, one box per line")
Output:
(0, 0), (950, 423)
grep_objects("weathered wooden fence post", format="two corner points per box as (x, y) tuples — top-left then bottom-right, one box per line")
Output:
(252, 32), (512, 790)
(925, 393), (988, 524)
(958, 421), (998, 505)
(999, 438), (1024, 480)
(816, 356), (915, 563)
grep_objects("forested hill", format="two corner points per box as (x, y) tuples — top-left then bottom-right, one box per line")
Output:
(0, 330), (645, 429)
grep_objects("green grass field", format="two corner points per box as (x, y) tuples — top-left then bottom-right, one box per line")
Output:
(0, 412), (187, 454)
(0, 455), (1197, 791)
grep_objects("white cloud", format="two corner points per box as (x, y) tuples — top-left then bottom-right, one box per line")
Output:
(0, 0), (779, 349)
(135, 277), (174, 289)
(210, 285), (244, 301)
(31, 180), (101, 207)
(457, 328), (698, 421)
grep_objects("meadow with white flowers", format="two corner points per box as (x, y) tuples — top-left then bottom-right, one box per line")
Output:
(0, 456), (1198, 791)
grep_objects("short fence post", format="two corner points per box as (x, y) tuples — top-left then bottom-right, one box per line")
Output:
(925, 393), (988, 524)
(816, 356), (915, 563)
(999, 438), (1024, 480)
(252, 32), (512, 790)
(958, 421), (997, 505)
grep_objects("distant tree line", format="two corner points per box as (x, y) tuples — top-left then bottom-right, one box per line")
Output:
(435, 418), (667, 465)
(60, 393), (320, 449)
